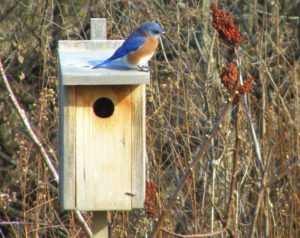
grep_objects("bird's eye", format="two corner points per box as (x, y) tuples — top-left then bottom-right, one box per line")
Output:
(153, 30), (159, 34)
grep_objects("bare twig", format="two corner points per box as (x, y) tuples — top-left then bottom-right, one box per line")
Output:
(265, 159), (300, 188)
(150, 82), (240, 238)
(236, 49), (265, 238)
(0, 3), (18, 22)
(161, 227), (227, 237)
(74, 210), (93, 237)
(236, 50), (264, 175)
(0, 58), (93, 237)
(210, 197), (235, 238)
(0, 58), (59, 183)
(224, 101), (240, 228)
(248, 174), (267, 238)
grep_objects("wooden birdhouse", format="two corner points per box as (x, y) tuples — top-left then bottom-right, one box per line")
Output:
(58, 19), (148, 211)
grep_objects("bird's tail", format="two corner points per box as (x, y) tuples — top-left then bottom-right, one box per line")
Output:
(92, 59), (112, 69)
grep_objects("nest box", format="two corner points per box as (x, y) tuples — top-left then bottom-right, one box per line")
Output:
(58, 39), (149, 211)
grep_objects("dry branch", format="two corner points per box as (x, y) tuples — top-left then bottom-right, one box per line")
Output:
(0, 58), (93, 237)
(161, 227), (227, 237)
(151, 82), (240, 238)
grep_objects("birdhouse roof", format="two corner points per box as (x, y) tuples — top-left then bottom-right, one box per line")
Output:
(58, 40), (150, 85)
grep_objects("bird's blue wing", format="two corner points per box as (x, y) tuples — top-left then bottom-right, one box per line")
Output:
(92, 36), (147, 68)
(109, 36), (147, 60)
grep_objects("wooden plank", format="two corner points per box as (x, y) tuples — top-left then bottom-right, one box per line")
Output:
(58, 40), (150, 85)
(131, 84), (146, 208)
(92, 211), (108, 237)
(91, 18), (106, 40)
(59, 85), (76, 209)
(59, 40), (123, 51)
(75, 85), (132, 210)
(62, 72), (149, 85)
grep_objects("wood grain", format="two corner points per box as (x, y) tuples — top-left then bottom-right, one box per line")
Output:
(75, 85), (132, 210)
(131, 84), (146, 208)
(59, 85), (76, 209)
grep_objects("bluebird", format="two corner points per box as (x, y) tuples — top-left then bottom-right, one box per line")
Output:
(92, 22), (163, 70)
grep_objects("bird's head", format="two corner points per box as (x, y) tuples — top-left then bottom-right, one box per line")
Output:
(138, 22), (164, 38)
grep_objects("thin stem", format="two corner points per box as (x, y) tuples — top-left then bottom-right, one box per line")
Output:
(0, 58), (59, 182)
(236, 50), (264, 175)
(248, 175), (267, 238)
(224, 101), (240, 229)
(265, 159), (300, 188)
(0, 58), (93, 237)
(150, 83), (240, 238)
(160, 227), (227, 237)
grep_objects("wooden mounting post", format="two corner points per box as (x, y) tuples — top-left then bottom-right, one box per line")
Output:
(92, 211), (108, 238)
(91, 18), (108, 238)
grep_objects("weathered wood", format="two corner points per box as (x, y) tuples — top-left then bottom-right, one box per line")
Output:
(131, 84), (146, 208)
(58, 40), (150, 85)
(75, 85), (132, 210)
(92, 211), (108, 237)
(91, 18), (106, 40)
(59, 84), (76, 209)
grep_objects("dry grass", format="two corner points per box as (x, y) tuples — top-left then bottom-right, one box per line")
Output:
(0, 0), (299, 237)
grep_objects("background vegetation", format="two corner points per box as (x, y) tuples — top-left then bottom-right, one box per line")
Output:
(0, 0), (299, 237)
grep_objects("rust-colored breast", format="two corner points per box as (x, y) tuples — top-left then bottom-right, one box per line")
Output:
(127, 35), (159, 65)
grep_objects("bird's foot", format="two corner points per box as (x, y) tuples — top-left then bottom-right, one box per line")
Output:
(137, 66), (150, 72)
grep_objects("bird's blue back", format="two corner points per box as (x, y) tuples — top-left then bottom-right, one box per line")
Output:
(93, 22), (163, 68)
(102, 34), (146, 64)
